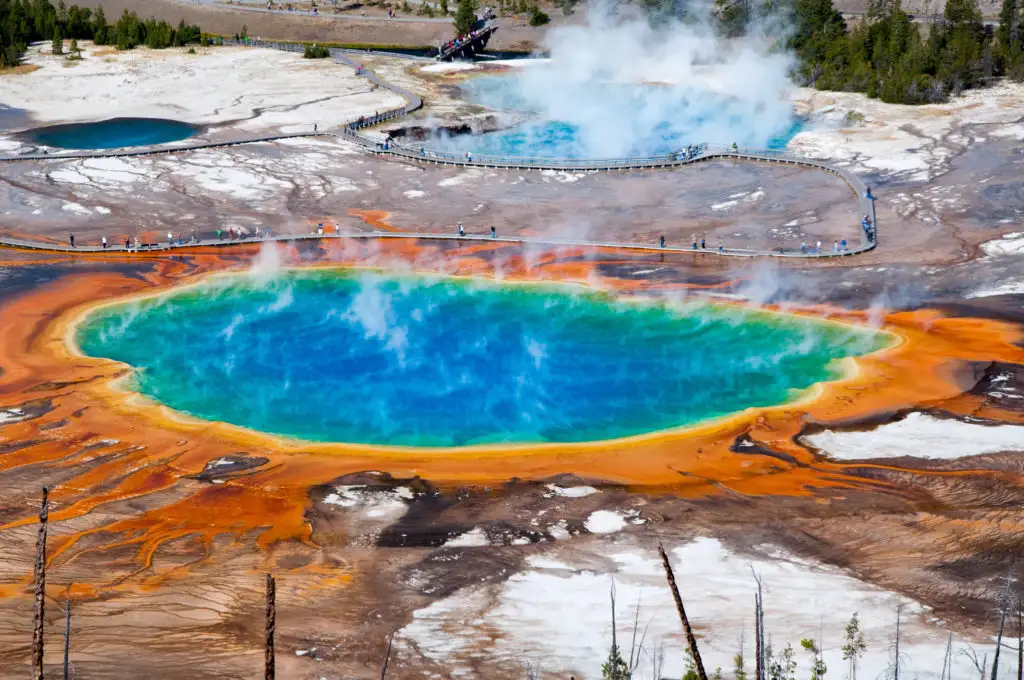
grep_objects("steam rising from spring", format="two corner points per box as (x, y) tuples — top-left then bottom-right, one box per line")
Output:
(466, 2), (797, 158)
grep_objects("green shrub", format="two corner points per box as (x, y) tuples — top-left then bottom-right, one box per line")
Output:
(303, 43), (331, 58)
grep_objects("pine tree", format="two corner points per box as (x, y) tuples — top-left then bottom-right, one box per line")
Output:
(93, 5), (108, 44)
(51, 25), (63, 55)
(734, 651), (748, 680)
(768, 644), (797, 680)
(800, 639), (827, 680)
(115, 9), (142, 50)
(683, 646), (700, 680)
(842, 613), (867, 680)
(715, 0), (750, 38)
(998, 0), (1024, 77)
(453, 0), (477, 35)
(602, 644), (629, 680)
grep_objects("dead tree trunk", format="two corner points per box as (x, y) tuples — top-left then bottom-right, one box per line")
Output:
(993, 595), (1008, 680)
(750, 568), (765, 680)
(893, 599), (902, 680)
(754, 593), (763, 680)
(1016, 597), (1022, 680)
(265, 573), (276, 680)
(380, 631), (395, 679)
(32, 487), (50, 680)
(941, 631), (952, 680)
(658, 544), (708, 680)
(63, 600), (71, 680)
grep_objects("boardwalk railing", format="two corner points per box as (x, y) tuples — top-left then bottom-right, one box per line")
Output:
(0, 229), (873, 258)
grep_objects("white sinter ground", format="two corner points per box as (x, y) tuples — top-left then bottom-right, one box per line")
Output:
(0, 42), (404, 141)
(790, 83), (1024, 182)
(804, 412), (1024, 461)
(963, 231), (1024, 298)
(399, 537), (999, 679)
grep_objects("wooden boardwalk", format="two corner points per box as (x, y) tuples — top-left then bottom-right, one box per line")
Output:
(0, 230), (874, 258)
(0, 40), (877, 258)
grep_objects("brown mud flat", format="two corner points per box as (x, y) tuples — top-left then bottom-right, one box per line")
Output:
(0, 240), (1023, 678)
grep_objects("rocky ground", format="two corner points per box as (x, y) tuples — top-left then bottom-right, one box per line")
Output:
(0, 40), (1023, 680)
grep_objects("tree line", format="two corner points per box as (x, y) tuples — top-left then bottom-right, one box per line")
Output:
(1, 0), (203, 68)
(712, 0), (1023, 104)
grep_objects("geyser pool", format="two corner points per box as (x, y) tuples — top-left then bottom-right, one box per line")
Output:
(76, 271), (886, 447)
(428, 75), (804, 159)
(25, 117), (199, 150)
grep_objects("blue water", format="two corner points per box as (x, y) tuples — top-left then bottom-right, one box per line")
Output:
(76, 270), (885, 447)
(430, 75), (804, 159)
(26, 117), (199, 150)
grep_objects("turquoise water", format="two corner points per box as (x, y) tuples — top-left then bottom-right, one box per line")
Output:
(26, 118), (199, 150)
(76, 270), (885, 447)
(430, 75), (804, 159)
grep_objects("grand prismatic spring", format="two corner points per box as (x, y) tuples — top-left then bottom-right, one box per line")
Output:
(75, 270), (887, 446)
(1, 6), (1024, 680)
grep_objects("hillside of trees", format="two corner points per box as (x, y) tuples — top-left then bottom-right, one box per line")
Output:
(0, 0), (202, 68)
(719, 0), (1024, 103)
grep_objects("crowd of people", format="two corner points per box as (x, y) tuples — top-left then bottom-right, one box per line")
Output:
(439, 26), (489, 57)
(675, 144), (707, 162)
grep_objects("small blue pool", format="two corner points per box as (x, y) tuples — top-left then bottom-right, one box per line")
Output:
(25, 117), (200, 150)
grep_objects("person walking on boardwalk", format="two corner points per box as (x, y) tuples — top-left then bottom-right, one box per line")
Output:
(167, 232), (173, 246)
(491, 225), (496, 239)
(69, 233), (75, 248)
(314, 123), (318, 133)
(124, 238), (130, 250)
(458, 222), (465, 236)
(660, 235), (665, 248)
(102, 235), (107, 249)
